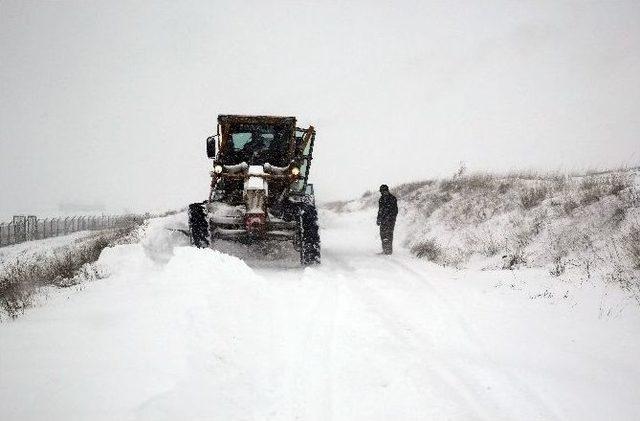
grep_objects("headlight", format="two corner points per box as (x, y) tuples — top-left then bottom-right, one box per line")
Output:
(291, 167), (300, 176)
(214, 165), (223, 174)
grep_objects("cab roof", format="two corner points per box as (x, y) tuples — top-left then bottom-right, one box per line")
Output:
(217, 115), (296, 126)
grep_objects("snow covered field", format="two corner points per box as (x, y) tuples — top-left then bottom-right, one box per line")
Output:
(1, 210), (639, 420)
(0, 230), (97, 263)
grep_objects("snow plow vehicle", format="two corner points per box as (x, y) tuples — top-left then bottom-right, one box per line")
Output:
(188, 115), (320, 265)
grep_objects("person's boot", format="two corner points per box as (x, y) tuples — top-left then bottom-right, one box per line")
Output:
(382, 240), (392, 255)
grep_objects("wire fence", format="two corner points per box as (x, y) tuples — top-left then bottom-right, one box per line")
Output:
(0, 214), (143, 248)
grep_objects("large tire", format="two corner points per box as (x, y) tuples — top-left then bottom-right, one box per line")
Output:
(299, 204), (321, 265)
(188, 202), (210, 248)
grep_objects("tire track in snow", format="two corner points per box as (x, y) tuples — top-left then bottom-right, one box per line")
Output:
(322, 240), (559, 420)
(321, 249), (496, 418)
(382, 257), (562, 420)
(270, 269), (340, 421)
(340, 276), (495, 418)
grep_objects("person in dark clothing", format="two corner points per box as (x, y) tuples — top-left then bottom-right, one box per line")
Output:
(377, 184), (398, 255)
(241, 135), (267, 164)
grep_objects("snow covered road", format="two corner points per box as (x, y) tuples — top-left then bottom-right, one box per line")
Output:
(1, 210), (639, 420)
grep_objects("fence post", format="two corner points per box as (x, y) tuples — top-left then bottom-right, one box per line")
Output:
(12, 216), (26, 243)
(26, 216), (37, 241)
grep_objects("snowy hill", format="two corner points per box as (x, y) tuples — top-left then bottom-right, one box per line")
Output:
(326, 167), (640, 308)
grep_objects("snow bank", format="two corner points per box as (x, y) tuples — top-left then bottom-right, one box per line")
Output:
(327, 168), (640, 308)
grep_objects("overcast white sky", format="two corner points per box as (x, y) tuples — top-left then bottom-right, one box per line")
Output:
(1, 0), (639, 216)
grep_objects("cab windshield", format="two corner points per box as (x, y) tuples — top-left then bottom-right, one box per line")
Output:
(225, 123), (290, 166)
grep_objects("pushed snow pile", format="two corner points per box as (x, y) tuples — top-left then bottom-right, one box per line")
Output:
(98, 243), (156, 277)
(0, 218), (279, 420)
(134, 247), (279, 420)
(140, 212), (190, 263)
(165, 246), (258, 282)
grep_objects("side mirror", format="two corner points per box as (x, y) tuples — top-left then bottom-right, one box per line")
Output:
(206, 136), (216, 158)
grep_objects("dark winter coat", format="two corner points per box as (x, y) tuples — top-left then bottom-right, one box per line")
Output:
(377, 192), (398, 225)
